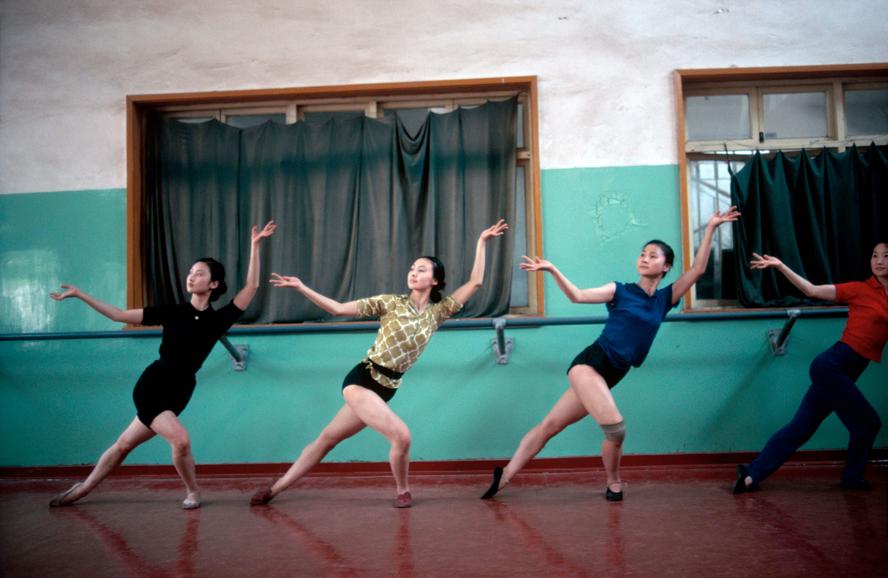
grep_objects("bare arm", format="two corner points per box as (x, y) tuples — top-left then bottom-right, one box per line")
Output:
(750, 253), (837, 301)
(233, 220), (277, 310)
(50, 285), (144, 325)
(671, 206), (741, 305)
(520, 256), (616, 304)
(450, 220), (509, 306)
(269, 273), (360, 317)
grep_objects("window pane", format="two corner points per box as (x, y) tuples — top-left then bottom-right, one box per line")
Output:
(225, 114), (286, 128)
(762, 92), (827, 139)
(845, 89), (888, 136)
(688, 158), (744, 300)
(174, 117), (214, 124)
(516, 103), (525, 148)
(686, 95), (750, 141)
(511, 167), (528, 307)
(302, 111), (364, 124)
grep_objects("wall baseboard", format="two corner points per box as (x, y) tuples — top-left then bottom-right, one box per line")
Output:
(2, 449), (884, 479)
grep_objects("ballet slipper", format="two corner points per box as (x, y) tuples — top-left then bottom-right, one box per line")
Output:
(182, 492), (201, 510)
(250, 488), (274, 506)
(49, 482), (83, 507)
(481, 466), (504, 500)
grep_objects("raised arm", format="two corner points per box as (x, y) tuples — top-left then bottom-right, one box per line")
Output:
(269, 273), (360, 317)
(671, 206), (741, 305)
(750, 253), (837, 301)
(233, 220), (277, 310)
(520, 256), (616, 304)
(450, 220), (509, 306)
(50, 285), (144, 325)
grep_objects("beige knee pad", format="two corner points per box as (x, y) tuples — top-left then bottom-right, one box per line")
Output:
(601, 420), (625, 443)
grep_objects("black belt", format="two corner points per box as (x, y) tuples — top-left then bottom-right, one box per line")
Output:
(365, 359), (404, 379)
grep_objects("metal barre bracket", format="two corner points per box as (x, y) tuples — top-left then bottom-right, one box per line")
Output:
(491, 318), (514, 365)
(767, 309), (801, 356)
(219, 335), (249, 371)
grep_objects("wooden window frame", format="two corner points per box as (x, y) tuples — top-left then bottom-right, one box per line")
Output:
(126, 76), (542, 315)
(675, 63), (888, 310)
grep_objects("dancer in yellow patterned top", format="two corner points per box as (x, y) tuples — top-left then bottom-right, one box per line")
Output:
(251, 220), (508, 508)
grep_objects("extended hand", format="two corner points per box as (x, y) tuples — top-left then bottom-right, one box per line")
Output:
(269, 272), (303, 289)
(519, 255), (553, 272)
(708, 206), (741, 228)
(252, 220), (277, 244)
(50, 284), (80, 301)
(750, 252), (783, 270)
(480, 219), (509, 242)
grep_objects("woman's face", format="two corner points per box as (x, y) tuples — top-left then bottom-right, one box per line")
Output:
(637, 244), (670, 278)
(407, 258), (438, 293)
(187, 261), (218, 296)
(872, 243), (888, 278)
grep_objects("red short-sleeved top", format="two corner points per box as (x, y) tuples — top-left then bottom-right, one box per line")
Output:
(835, 276), (888, 362)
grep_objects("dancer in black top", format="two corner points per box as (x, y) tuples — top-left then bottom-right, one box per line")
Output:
(48, 221), (276, 509)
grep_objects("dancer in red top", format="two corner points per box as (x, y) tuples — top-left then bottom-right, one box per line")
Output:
(733, 242), (887, 493)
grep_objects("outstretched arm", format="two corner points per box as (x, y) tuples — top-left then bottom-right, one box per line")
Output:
(450, 220), (509, 306)
(750, 253), (836, 301)
(233, 220), (277, 310)
(269, 273), (360, 317)
(520, 256), (616, 304)
(50, 285), (144, 325)
(671, 206), (741, 305)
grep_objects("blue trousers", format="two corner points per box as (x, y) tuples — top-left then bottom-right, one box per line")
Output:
(747, 341), (882, 486)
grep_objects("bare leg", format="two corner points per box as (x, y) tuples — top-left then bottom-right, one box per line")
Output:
(150, 411), (200, 505)
(269, 403), (366, 497)
(567, 365), (624, 492)
(499, 387), (589, 489)
(342, 385), (412, 495)
(50, 417), (155, 506)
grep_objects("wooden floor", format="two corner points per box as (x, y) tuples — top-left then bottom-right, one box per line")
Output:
(2, 463), (886, 577)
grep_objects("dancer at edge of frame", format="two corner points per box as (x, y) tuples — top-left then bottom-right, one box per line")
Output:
(48, 221), (277, 509)
(249, 220), (508, 509)
(733, 242), (887, 494)
(481, 207), (740, 502)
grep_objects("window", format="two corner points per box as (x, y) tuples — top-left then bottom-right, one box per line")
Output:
(127, 77), (542, 317)
(676, 64), (888, 309)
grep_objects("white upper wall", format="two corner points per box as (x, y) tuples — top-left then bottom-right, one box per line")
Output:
(1, 0), (886, 194)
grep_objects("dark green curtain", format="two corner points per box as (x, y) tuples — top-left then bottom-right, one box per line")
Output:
(143, 98), (517, 322)
(730, 144), (888, 307)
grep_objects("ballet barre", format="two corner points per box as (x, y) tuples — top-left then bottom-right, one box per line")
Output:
(0, 307), (848, 368)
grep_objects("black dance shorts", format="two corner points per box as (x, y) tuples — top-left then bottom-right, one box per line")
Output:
(567, 341), (629, 389)
(341, 360), (399, 403)
(132, 360), (197, 428)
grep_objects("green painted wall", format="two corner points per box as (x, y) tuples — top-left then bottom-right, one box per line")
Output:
(1, 173), (885, 467)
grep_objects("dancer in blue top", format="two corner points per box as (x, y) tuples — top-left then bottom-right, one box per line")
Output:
(482, 207), (739, 501)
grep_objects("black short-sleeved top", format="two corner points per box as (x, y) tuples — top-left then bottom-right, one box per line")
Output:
(141, 301), (244, 374)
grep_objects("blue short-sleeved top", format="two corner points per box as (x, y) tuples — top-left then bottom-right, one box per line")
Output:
(597, 282), (678, 370)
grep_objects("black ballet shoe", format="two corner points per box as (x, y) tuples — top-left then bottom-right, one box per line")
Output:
(841, 479), (872, 491)
(250, 488), (274, 506)
(732, 464), (759, 494)
(481, 467), (504, 500)
(605, 482), (623, 502)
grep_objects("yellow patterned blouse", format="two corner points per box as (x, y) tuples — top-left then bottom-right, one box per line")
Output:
(356, 294), (462, 389)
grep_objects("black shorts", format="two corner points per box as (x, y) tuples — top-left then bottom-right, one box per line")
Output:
(132, 360), (196, 428)
(342, 361), (398, 403)
(567, 341), (629, 389)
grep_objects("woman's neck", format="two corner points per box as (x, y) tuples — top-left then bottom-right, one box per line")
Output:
(635, 275), (661, 296)
(190, 293), (211, 311)
(409, 290), (431, 312)
(876, 273), (888, 295)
